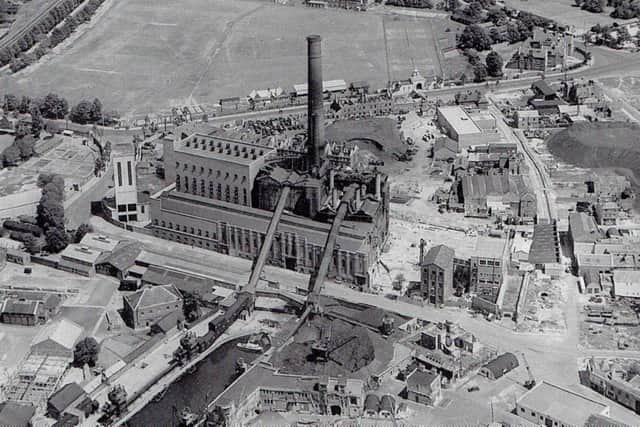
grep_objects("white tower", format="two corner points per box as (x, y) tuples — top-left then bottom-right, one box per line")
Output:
(112, 143), (139, 223)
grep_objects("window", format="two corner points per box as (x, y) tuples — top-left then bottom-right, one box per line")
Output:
(200, 179), (205, 196)
(225, 185), (230, 202)
(127, 161), (133, 186)
(117, 162), (123, 186)
(176, 175), (181, 191)
(192, 178), (197, 195)
(217, 183), (222, 199)
(128, 214), (137, 221)
(243, 188), (248, 205)
(141, 205), (145, 213)
(118, 204), (126, 213)
(128, 203), (136, 211)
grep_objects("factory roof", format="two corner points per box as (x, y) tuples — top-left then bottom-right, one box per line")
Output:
(612, 270), (640, 297)
(406, 370), (439, 395)
(474, 237), (506, 259)
(576, 253), (613, 269)
(112, 142), (134, 157)
(517, 381), (609, 427)
(32, 319), (83, 352)
(0, 401), (35, 427)
(569, 213), (602, 243)
(124, 284), (182, 311)
(531, 80), (555, 97)
(1, 298), (40, 316)
(517, 110), (540, 118)
(176, 133), (275, 165)
(528, 221), (561, 264)
(438, 106), (481, 135)
(47, 382), (86, 415)
(293, 79), (347, 96)
(60, 244), (103, 264)
(482, 352), (519, 379)
(79, 233), (119, 252)
(585, 414), (630, 427)
(422, 245), (454, 269)
(97, 241), (142, 272)
(462, 174), (533, 201)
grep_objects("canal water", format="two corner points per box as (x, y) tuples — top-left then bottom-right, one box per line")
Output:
(126, 338), (259, 427)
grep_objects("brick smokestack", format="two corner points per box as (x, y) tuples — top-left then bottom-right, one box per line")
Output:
(307, 35), (324, 169)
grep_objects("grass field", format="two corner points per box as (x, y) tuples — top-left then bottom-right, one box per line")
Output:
(0, 0), (463, 117)
(503, 0), (616, 33)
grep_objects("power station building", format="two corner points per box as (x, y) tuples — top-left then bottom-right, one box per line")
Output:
(149, 35), (389, 288)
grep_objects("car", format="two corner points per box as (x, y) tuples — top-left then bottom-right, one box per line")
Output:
(467, 386), (479, 392)
(385, 294), (398, 300)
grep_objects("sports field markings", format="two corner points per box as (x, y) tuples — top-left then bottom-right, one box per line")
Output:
(149, 22), (178, 26)
(75, 67), (120, 74)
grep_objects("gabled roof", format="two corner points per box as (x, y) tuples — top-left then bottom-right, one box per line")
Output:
(584, 414), (629, 427)
(422, 245), (454, 270)
(125, 285), (182, 311)
(569, 212), (602, 243)
(531, 80), (555, 97)
(528, 221), (561, 264)
(482, 352), (519, 379)
(32, 319), (83, 351)
(1, 299), (40, 316)
(98, 241), (142, 271)
(48, 382), (86, 414)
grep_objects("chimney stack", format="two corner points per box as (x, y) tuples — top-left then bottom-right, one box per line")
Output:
(307, 35), (324, 169)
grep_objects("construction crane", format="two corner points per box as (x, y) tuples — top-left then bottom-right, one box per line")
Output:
(520, 351), (536, 390)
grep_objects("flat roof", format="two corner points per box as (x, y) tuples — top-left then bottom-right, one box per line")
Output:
(517, 110), (539, 117)
(517, 381), (609, 427)
(60, 244), (103, 264)
(438, 106), (481, 135)
(293, 79), (347, 96)
(175, 133), (275, 165)
(474, 237), (506, 259)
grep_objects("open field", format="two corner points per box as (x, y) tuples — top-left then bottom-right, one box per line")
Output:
(1, 0), (462, 117)
(502, 0), (617, 33)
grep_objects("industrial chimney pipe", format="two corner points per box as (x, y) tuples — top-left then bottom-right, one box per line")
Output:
(307, 35), (324, 169)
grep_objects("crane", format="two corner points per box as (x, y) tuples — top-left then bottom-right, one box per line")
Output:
(520, 351), (536, 390)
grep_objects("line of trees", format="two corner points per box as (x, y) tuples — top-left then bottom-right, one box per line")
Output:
(0, 0), (106, 71)
(576, 0), (640, 19)
(36, 173), (68, 253)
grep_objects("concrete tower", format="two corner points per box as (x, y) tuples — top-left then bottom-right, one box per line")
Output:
(307, 34), (324, 169)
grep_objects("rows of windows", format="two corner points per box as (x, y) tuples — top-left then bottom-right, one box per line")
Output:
(175, 174), (249, 205)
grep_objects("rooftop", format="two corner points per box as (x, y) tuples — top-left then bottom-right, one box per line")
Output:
(406, 370), (439, 394)
(79, 233), (119, 252)
(438, 106), (481, 135)
(528, 221), (561, 264)
(570, 213), (602, 243)
(47, 382), (86, 413)
(482, 352), (519, 379)
(475, 237), (507, 259)
(32, 319), (83, 351)
(1, 298), (40, 316)
(175, 133), (275, 165)
(531, 80), (556, 98)
(422, 245), (455, 269)
(112, 142), (134, 157)
(0, 401), (35, 427)
(60, 244), (103, 264)
(124, 284), (182, 311)
(517, 110), (540, 118)
(517, 381), (609, 427)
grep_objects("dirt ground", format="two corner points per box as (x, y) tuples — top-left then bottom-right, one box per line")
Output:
(516, 273), (568, 333)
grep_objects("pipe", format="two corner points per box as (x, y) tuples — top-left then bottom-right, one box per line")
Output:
(307, 35), (324, 169)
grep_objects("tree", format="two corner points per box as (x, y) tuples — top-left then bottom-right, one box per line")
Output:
(183, 294), (200, 322)
(74, 223), (93, 243)
(40, 93), (68, 119)
(473, 63), (488, 82)
(45, 227), (68, 253)
(91, 98), (102, 122)
(458, 24), (492, 51)
(30, 107), (43, 136)
(70, 100), (94, 124)
(3, 94), (18, 111)
(43, 181), (64, 202)
(487, 7), (507, 24)
(2, 144), (20, 166)
(37, 172), (55, 188)
(22, 234), (41, 254)
(486, 51), (504, 77)
(15, 135), (36, 159)
(73, 337), (99, 367)
(18, 96), (31, 114)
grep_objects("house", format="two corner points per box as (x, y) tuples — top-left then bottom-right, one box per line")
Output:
(379, 394), (395, 418)
(420, 245), (455, 307)
(406, 370), (442, 406)
(47, 382), (95, 421)
(479, 352), (519, 380)
(515, 110), (540, 130)
(0, 298), (43, 326)
(531, 80), (557, 100)
(0, 401), (35, 427)
(516, 381), (610, 427)
(432, 137), (458, 162)
(122, 284), (183, 329)
(31, 319), (84, 359)
(612, 270), (640, 299)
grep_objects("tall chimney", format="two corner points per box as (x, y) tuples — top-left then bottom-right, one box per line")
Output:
(307, 35), (324, 169)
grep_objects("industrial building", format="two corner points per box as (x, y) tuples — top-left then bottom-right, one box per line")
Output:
(516, 381), (610, 427)
(405, 370), (442, 406)
(112, 143), (148, 223)
(420, 244), (454, 307)
(612, 270), (640, 299)
(479, 352), (519, 380)
(436, 106), (500, 148)
(471, 237), (506, 299)
(150, 36), (389, 288)
(122, 284), (183, 330)
(586, 358), (640, 416)
(459, 174), (537, 220)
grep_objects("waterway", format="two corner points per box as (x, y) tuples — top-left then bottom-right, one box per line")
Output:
(126, 338), (259, 427)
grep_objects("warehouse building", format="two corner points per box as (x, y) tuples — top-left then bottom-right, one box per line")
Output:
(436, 106), (500, 148)
(460, 174), (537, 220)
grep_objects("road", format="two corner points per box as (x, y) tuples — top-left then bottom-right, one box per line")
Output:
(64, 164), (113, 229)
(487, 100), (554, 220)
